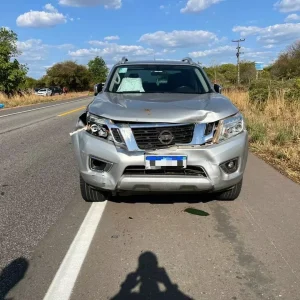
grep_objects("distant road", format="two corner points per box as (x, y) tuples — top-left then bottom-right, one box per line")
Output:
(0, 96), (90, 134)
(1, 96), (300, 300)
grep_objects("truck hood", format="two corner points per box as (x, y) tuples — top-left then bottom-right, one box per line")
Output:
(88, 92), (239, 124)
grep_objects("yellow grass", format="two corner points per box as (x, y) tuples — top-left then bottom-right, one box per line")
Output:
(0, 91), (92, 109)
(225, 90), (300, 184)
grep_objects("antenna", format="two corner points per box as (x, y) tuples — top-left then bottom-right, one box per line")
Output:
(232, 38), (245, 85)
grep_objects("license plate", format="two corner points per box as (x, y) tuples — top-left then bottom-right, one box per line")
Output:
(145, 155), (187, 169)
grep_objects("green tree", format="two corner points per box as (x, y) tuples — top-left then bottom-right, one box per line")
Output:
(23, 76), (37, 89)
(35, 75), (49, 89)
(259, 69), (271, 80)
(46, 61), (91, 91)
(0, 28), (28, 95)
(218, 64), (237, 86)
(88, 56), (108, 84)
(270, 40), (300, 79)
(239, 61), (256, 85)
(203, 67), (214, 81)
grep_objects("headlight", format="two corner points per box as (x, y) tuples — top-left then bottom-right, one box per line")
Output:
(86, 112), (112, 140)
(217, 112), (245, 142)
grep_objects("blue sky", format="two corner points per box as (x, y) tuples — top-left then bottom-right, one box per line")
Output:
(1, 0), (300, 78)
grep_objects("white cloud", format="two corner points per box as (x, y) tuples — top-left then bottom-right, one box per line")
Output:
(232, 26), (262, 36)
(17, 39), (74, 62)
(243, 51), (273, 59)
(139, 30), (218, 48)
(189, 46), (237, 58)
(104, 35), (120, 41)
(285, 13), (300, 22)
(44, 3), (58, 13)
(17, 39), (47, 61)
(54, 44), (74, 50)
(89, 40), (110, 46)
(69, 41), (155, 58)
(232, 23), (300, 45)
(162, 49), (176, 53)
(189, 45), (274, 64)
(274, 0), (300, 13)
(181, 0), (223, 13)
(59, 0), (121, 9)
(17, 39), (44, 52)
(16, 5), (66, 28)
(263, 45), (275, 49)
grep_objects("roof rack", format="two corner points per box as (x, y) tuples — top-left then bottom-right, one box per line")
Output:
(181, 57), (193, 64)
(120, 57), (128, 64)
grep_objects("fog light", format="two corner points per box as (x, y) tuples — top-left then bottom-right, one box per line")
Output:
(220, 158), (239, 174)
(90, 157), (113, 172)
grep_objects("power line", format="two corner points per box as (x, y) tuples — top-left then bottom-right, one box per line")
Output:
(232, 38), (245, 85)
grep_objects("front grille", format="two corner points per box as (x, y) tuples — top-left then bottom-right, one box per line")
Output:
(111, 128), (123, 143)
(131, 124), (194, 150)
(123, 166), (207, 177)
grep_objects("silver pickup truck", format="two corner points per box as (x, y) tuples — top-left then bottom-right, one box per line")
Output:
(71, 57), (248, 202)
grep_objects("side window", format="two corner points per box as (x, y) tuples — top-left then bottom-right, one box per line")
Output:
(109, 69), (126, 92)
(194, 68), (210, 93)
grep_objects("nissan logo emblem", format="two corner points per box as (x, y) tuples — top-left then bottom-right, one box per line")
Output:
(158, 130), (174, 145)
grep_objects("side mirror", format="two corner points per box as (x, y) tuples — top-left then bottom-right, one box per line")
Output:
(214, 83), (222, 94)
(94, 83), (103, 96)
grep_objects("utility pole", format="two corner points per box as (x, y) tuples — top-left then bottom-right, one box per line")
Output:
(232, 38), (245, 85)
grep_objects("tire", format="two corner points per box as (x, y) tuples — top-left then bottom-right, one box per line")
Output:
(215, 179), (243, 201)
(80, 175), (107, 202)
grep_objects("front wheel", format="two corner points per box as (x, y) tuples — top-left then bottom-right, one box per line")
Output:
(80, 175), (107, 202)
(215, 179), (243, 201)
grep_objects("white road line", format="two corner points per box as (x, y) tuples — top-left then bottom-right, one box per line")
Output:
(43, 201), (107, 300)
(0, 98), (89, 119)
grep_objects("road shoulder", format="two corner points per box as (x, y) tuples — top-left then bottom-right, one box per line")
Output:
(0, 95), (92, 117)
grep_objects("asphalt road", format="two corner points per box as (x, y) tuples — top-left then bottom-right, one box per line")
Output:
(0, 97), (300, 300)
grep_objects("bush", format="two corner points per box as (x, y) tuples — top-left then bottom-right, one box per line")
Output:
(249, 87), (269, 103)
(285, 79), (300, 100)
(249, 79), (300, 102)
(247, 120), (267, 144)
(273, 128), (295, 146)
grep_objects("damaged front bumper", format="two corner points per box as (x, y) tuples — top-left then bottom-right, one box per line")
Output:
(71, 126), (249, 194)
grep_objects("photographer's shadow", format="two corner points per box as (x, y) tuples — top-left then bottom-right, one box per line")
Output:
(111, 252), (193, 300)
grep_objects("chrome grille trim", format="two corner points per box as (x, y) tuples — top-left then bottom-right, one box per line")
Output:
(107, 122), (215, 151)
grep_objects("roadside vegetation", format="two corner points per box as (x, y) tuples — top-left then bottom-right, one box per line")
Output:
(209, 40), (300, 184)
(224, 90), (300, 184)
(0, 91), (90, 108)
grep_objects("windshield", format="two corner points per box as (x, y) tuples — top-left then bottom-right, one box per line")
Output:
(107, 65), (211, 94)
